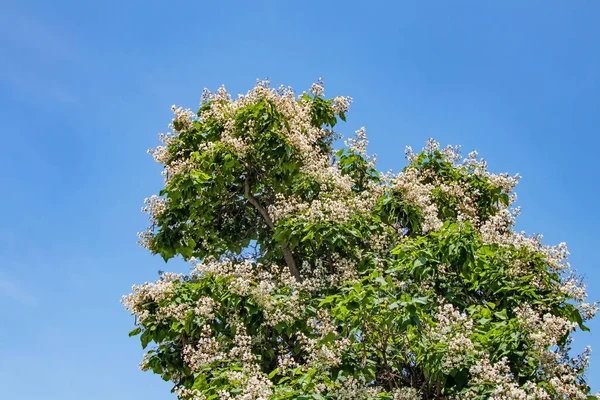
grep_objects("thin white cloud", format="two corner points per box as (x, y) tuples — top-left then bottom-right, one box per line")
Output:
(0, 279), (36, 305)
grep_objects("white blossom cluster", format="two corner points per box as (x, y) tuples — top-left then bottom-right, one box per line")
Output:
(398, 139), (520, 234)
(121, 272), (183, 324)
(146, 106), (197, 184)
(515, 304), (577, 349)
(426, 302), (475, 371)
(218, 365), (274, 400)
(141, 194), (167, 224)
(329, 376), (381, 399)
(182, 325), (224, 372)
(466, 356), (551, 399)
(391, 166), (444, 232)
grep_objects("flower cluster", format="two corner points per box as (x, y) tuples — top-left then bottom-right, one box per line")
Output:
(121, 272), (183, 324)
(466, 356), (551, 399)
(426, 303), (476, 371)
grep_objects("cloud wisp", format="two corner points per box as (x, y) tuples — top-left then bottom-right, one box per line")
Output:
(0, 279), (36, 305)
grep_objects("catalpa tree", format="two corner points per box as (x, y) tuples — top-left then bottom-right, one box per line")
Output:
(123, 79), (597, 399)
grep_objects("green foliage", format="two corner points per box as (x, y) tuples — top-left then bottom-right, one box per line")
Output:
(125, 81), (596, 399)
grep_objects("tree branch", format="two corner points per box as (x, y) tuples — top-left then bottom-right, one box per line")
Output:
(244, 178), (302, 282)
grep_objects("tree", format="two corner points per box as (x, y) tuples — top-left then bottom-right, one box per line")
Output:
(123, 79), (598, 399)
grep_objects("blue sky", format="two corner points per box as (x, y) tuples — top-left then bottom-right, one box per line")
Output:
(1, 1), (599, 398)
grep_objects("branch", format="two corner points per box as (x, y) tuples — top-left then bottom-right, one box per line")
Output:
(244, 178), (302, 282)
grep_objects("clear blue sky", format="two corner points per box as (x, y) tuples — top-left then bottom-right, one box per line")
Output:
(1, 1), (599, 398)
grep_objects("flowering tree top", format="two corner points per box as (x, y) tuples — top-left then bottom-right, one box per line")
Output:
(124, 79), (597, 399)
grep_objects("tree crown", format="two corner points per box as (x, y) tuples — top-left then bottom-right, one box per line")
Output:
(124, 79), (597, 399)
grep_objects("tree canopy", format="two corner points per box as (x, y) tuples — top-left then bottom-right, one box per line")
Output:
(123, 79), (597, 399)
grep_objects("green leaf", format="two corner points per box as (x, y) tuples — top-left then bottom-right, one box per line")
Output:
(128, 327), (142, 337)
(321, 331), (337, 344)
(268, 368), (280, 379)
(411, 296), (428, 305)
(413, 256), (427, 268)
(140, 330), (151, 349)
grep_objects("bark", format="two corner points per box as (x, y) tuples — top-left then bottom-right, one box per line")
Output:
(244, 178), (302, 282)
